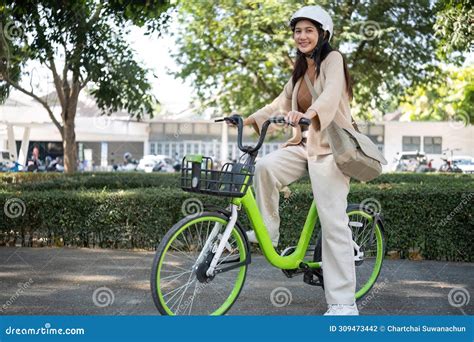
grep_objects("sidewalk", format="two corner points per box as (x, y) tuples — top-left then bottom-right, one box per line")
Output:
(0, 247), (472, 315)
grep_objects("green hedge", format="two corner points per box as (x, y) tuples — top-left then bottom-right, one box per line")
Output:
(0, 172), (179, 191)
(1, 179), (473, 261)
(1, 171), (471, 191)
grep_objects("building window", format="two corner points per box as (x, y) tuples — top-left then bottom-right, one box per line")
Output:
(78, 143), (84, 161)
(170, 143), (177, 157)
(150, 142), (156, 155)
(157, 143), (164, 155)
(402, 136), (421, 152)
(100, 142), (108, 167)
(424, 136), (442, 154)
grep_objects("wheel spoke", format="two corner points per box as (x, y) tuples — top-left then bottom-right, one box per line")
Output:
(161, 270), (193, 281)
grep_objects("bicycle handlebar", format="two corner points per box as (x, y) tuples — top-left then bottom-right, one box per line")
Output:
(215, 114), (311, 154)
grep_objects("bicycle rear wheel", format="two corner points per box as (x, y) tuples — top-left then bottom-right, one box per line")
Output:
(348, 205), (385, 300)
(313, 204), (385, 300)
(151, 212), (249, 315)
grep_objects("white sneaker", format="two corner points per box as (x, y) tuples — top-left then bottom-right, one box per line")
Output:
(246, 230), (278, 247)
(324, 303), (359, 316)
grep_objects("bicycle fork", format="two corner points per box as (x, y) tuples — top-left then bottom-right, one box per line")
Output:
(192, 204), (240, 277)
(206, 204), (239, 276)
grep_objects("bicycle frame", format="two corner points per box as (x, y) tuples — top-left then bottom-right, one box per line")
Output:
(202, 115), (319, 275)
(232, 186), (321, 270)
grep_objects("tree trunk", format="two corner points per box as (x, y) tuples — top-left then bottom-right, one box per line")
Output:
(63, 117), (77, 174)
(61, 82), (81, 174)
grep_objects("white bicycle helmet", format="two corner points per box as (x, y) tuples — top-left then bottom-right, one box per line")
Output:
(289, 5), (334, 41)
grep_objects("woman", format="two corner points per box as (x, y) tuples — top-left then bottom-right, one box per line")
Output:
(238, 6), (359, 315)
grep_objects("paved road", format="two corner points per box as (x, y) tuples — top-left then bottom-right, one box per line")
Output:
(0, 247), (472, 315)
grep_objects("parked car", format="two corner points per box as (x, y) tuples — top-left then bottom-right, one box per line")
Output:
(136, 155), (176, 173)
(451, 156), (474, 174)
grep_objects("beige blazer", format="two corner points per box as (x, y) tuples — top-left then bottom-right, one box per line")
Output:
(248, 51), (354, 158)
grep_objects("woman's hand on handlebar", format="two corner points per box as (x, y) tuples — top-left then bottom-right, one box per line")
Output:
(285, 111), (309, 127)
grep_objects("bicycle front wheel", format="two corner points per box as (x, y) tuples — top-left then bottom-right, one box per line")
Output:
(151, 212), (248, 315)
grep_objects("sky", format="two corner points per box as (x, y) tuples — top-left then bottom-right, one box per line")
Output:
(126, 18), (194, 116)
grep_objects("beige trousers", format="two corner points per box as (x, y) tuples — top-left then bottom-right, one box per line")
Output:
(254, 144), (356, 304)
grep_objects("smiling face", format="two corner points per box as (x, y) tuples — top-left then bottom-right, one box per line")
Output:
(293, 19), (320, 55)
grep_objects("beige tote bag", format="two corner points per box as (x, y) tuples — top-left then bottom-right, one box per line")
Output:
(304, 74), (387, 181)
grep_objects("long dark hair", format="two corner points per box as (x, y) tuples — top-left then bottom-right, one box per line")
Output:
(291, 20), (353, 100)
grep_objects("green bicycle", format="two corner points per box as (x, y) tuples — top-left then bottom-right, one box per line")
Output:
(151, 114), (386, 315)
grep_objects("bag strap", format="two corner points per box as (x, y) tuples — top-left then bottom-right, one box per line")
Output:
(303, 74), (360, 132)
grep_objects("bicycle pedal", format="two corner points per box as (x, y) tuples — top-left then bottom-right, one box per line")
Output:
(280, 246), (303, 278)
(303, 270), (324, 288)
(282, 268), (304, 278)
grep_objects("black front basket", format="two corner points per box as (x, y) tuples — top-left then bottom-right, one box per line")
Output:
(181, 155), (254, 198)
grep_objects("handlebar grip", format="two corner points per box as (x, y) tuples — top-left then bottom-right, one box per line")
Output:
(268, 116), (311, 126)
(268, 116), (287, 125)
(298, 118), (311, 126)
(215, 115), (240, 126)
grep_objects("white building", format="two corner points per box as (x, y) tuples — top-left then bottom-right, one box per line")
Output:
(0, 91), (149, 170)
(383, 121), (473, 171)
(0, 91), (472, 171)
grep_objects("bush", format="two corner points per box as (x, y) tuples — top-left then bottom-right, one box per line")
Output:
(0, 172), (179, 191)
(1, 171), (471, 191)
(0, 176), (472, 261)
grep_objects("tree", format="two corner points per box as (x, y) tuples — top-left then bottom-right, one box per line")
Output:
(434, 0), (473, 60)
(400, 65), (473, 125)
(171, 0), (439, 120)
(0, 1), (173, 173)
